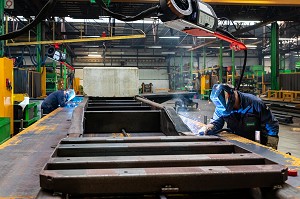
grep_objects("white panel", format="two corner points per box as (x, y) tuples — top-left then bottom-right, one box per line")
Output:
(83, 67), (139, 97)
(75, 69), (83, 80)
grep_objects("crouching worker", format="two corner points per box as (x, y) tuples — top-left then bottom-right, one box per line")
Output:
(41, 89), (75, 114)
(199, 84), (279, 149)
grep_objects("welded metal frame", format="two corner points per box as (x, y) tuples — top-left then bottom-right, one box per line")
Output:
(39, 97), (290, 197)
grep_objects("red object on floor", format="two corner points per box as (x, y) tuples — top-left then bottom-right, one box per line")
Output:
(288, 169), (298, 176)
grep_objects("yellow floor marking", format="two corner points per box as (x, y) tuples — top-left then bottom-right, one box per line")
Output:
(0, 108), (62, 150)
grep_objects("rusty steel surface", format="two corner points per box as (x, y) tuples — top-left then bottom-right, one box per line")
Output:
(0, 108), (74, 198)
(40, 136), (288, 196)
(37, 97), (295, 198)
(60, 136), (223, 143)
(45, 153), (267, 170)
(55, 141), (237, 157)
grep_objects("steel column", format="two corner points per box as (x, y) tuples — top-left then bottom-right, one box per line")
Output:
(203, 46), (206, 69)
(180, 51), (183, 89)
(36, 23), (42, 72)
(190, 50), (193, 81)
(232, 49), (235, 86)
(219, 41), (223, 83)
(63, 48), (67, 89)
(0, 0), (4, 57)
(271, 22), (279, 90)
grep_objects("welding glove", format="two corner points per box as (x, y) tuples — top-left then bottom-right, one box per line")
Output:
(266, 135), (279, 150)
(198, 124), (214, 136)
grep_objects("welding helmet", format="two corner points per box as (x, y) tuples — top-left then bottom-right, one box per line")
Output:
(210, 84), (235, 112)
(65, 89), (75, 102)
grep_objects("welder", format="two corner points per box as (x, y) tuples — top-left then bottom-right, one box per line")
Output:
(41, 89), (75, 114)
(199, 84), (279, 149)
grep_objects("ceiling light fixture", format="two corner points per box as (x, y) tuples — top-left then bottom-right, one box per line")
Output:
(88, 54), (102, 57)
(161, 52), (176, 55)
(82, 45), (100, 48)
(245, 45), (257, 48)
(176, 46), (193, 48)
(147, 46), (162, 49)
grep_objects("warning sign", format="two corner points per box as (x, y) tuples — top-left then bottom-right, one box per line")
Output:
(4, 0), (14, 9)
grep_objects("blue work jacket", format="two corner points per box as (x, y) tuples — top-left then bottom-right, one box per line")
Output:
(207, 91), (279, 137)
(41, 90), (66, 113)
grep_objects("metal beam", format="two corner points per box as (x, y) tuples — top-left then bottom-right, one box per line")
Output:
(6, 34), (146, 46)
(46, 153), (265, 170)
(271, 22), (279, 90)
(0, 0), (4, 57)
(203, 0), (300, 5)
(108, 0), (300, 5)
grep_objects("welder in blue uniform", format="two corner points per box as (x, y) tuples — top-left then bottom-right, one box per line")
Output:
(199, 84), (279, 149)
(41, 89), (75, 114)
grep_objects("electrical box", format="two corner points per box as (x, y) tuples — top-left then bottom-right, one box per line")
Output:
(0, 58), (14, 136)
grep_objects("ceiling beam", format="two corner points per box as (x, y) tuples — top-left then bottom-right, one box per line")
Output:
(108, 0), (300, 5)
(203, 0), (300, 6)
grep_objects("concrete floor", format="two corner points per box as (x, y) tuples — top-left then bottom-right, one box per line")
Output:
(163, 98), (300, 159)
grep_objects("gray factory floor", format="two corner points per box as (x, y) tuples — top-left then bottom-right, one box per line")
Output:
(162, 99), (300, 159)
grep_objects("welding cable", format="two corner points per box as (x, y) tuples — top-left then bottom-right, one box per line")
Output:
(94, 0), (160, 21)
(236, 50), (247, 90)
(0, 0), (57, 40)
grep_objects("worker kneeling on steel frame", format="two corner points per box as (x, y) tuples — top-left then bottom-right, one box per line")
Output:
(199, 84), (279, 149)
(41, 89), (75, 114)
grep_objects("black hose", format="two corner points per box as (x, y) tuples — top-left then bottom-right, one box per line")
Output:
(0, 0), (57, 40)
(236, 50), (247, 90)
(94, 0), (160, 21)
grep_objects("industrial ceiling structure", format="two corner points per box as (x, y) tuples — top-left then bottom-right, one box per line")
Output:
(4, 0), (300, 64)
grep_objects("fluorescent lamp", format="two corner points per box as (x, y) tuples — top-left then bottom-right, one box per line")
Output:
(147, 46), (162, 49)
(82, 45), (99, 48)
(89, 52), (99, 54)
(279, 38), (296, 41)
(159, 36), (180, 39)
(197, 36), (216, 39)
(176, 46), (193, 48)
(88, 54), (102, 57)
(161, 52), (176, 55)
(245, 45), (257, 48)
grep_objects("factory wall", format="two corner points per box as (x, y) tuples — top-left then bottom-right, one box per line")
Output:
(74, 67), (169, 92)
(139, 68), (169, 92)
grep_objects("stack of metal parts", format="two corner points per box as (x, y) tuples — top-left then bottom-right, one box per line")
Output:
(40, 97), (288, 197)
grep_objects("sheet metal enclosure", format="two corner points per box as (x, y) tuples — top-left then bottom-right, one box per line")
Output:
(83, 67), (139, 97)
(40, 97), (288, 196)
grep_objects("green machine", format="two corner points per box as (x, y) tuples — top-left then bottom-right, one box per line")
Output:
(0, 117), (10, 144)
(13, 102), (39, 135)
